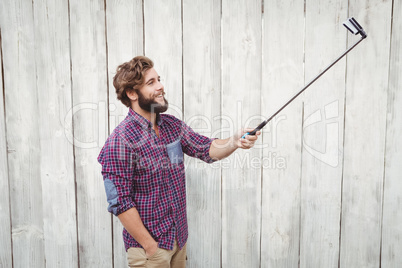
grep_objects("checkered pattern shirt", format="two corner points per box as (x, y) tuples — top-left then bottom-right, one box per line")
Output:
(98, 108), (215, 251)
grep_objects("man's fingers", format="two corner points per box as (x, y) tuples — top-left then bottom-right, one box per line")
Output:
(246, 135), (258, 141)
(241, 133), (260, 141)
(239, 138), (256, 149)
(238, 129), (261, 149)
(242, 130), (261, 138)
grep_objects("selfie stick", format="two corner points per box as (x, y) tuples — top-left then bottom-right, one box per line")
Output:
(242, 17), (367, 139)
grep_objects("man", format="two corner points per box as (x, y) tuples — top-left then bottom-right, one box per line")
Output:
(98, 56), (260, 268)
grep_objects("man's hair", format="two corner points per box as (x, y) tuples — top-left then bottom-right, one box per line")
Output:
(113, 56), (154, 107)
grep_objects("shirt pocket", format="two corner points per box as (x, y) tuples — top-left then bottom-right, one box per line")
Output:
(166, 139), (184, 164)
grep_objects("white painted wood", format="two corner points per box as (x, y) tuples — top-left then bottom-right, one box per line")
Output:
(300, 1), (347, 267)
(182, 0), (221, 266)
(1, 1), (402, 267)
(143, 0), (182, 119)
(105, 0), (143, 267)
(0, 29), (13, 268)
(221, 1), (262, 267)
(69, 0), (112, 266)
(340, 1), (393, 267)
(0, 0), (45, 267)
(32, 0), (78, 267)
(260, 1), (304, 267)
(381, 0), (402, 266)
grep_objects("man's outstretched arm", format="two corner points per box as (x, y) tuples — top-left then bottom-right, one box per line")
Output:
(209, 128), (261, 160)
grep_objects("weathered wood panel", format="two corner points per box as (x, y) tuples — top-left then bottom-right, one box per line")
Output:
(0, 0), (45, 267)
(69, 0), (112, 266)
(221, 1), (262, 267)
(105, 1), (143, 267)
(381, 0), (402, 266)
(0, 28), (13, 268)
(0, 1), (401, 267)
(260, 0), (304, 267)
(183, 0), (221, 267)
(143, 0), (182, 118)
(33, 0), (78, 266)
(340, 0), (393, 267)
(300, 1), (347, 267)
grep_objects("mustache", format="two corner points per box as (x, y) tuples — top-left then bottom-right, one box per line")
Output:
(154, 92), (166, 97)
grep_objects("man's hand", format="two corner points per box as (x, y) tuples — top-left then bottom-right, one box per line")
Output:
(117, 207), (159, 259)
(209, 128), (261, 160)
(144, 240), (158, 258)
(235, 128), (261, 149)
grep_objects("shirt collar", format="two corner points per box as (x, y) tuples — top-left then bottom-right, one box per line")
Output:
(128, 108), (163, 129)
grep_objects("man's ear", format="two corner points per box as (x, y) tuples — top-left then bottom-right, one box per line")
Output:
(126, 89), (138, 101)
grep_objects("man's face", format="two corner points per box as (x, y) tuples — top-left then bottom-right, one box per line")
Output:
(136, 68), (169, 113)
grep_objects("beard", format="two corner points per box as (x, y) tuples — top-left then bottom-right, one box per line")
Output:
(137, 91), (169, 114)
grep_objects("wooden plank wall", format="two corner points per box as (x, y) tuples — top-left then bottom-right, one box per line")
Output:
(1, 1), (45, 267)
(0, 24), (13, 268)
(261, 0), (304, 267)
(381, 0), (402, 266)
(340, 0), (393, 267)
(33, 0), (78, 266)
(183, 0), (221, 267)
(0, 0), (401, 267)
(300, 0), (347, 267)
(221, 1), (262, 267)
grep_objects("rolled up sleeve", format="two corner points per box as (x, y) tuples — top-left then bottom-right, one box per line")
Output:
(102, 173), (136, 216)
(98, 134), (137, 216)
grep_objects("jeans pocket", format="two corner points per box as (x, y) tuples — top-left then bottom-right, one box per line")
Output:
(166, 139), (184, 164)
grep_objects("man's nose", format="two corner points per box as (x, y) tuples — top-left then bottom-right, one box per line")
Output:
(156, 81), (164, 91)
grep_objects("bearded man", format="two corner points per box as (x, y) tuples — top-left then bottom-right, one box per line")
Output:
(98, 56), (260, 268)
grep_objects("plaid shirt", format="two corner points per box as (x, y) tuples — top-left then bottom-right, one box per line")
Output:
(98, 108), (215, 251)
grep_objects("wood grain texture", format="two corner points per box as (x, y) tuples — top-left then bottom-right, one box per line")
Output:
(221, 1), (262, 267)
(105, 1), (143, 267)
(0, 1), (401, 267)
(0, 27), (13, 268)
(33, 0), (79, 266)
(0, 0), (45, 267)
(182, 0), (221, 267)
(381, 0), (402, 266)
(300, 1), (347, 267)
(260, 1), (304, 267)
(340, 0), (393, 267)
(144, 0), (182, 119)
(69, 0), (112, 266)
